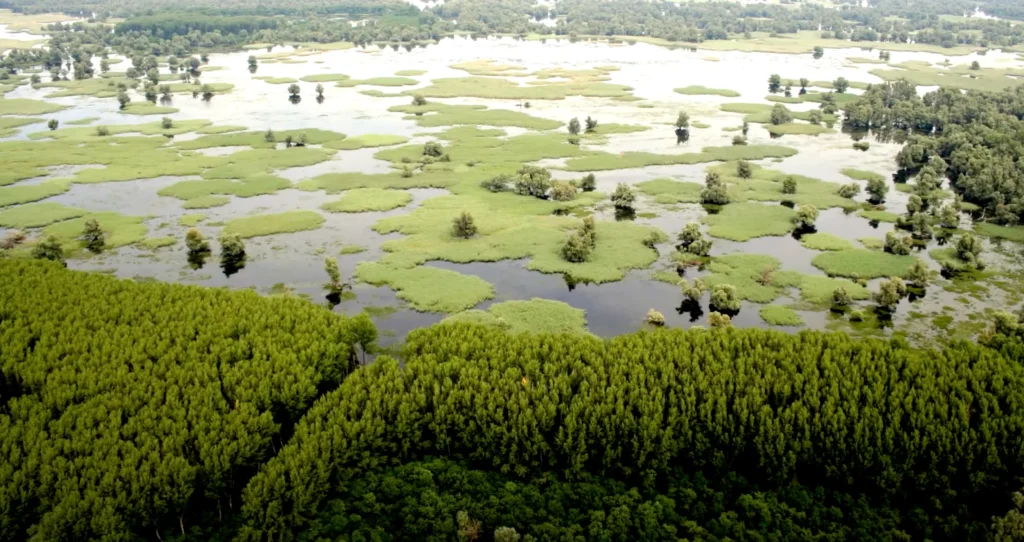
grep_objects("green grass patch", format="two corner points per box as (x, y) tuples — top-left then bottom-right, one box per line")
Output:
(178, 213), (205, 227)
(0, 202), (85, 228)
(764, 123), (833, 136)
(637, 179), (703, 204)
(674, 85), (740, 97)
(0, 179), (71, 207)
(812, 249), (917, 279)
(857, 209), (900, 223)
(691, 121), (710, 129)
(584, 123), (649, 135)
(337, 77), (417, 87)
(720, 103), (836, 124)
(43, 212), (147, 250)
(323, 134), (409, 150)
(705, 202), (795, 241)
(974, 222), (1024, 243)
(253, 76), (297, 84)
(138, 236), (176, 249)
(356, 262), (494, 313)
(442, 298), (588, 334)
(182, 195), (230, 209)
(700, 253), (868, 306)
(174, 129), (346, 150)
(841, 168), (885, 182)
(339, 245), (367, 255)
(404, 76), (632, 100)
(395, 69), (426, 76)
(707, 161), (859, 209)
(321, 188), (412, 212)
(159, 174), (291, 200)
(848, 57), (888, 64)
(858, 237), (885, 250)
(66, 117), (99, 125)
(0, 117), (44, 133)
(869, 61), (1024, 92)
(222, 210), (325, 238)
(0, 98), (67, 115)
(389, 103), (561, 130)
(760, 305), (804, 326)
(33, 119), (213, 141)
(298, 73), (350, 82)
(561, 145), (797, 172)
(119, 102), (179, 116)
(799, 233), (855, 251)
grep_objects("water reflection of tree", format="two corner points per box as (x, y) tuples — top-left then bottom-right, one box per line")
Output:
(676, 299), (703, 322)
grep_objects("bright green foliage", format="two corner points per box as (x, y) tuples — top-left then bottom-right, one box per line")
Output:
(0, 203), (85, 229)
(568, 117), (580, 135)
(324, 258), (350, 296)
(700, 172), (730, 205)
(321, 188), (411, 213)
(874, 276), (906, 310)
(708, 311), (732, 328)
(832, 287), (852, 307)
(885, 231), (913, 255)
(0, 260), (365, 541)
(30, 235), (64, 263)
(792, 204), (819, 230)
(645, 308), (665, 326)
(675, 111), (690, 129)
(813, 249), (917, 279)
(705, 203), (795, 241)
(579, 174), (597, 192)
(223, 211), (325, 238)
(550, 181), (577, 202)
(159, 174), (291, 201)
(906, 259), (931, 286)
(759, 305), (803, 326)
(452, 211), (478, 239)
(800, 233), (854, 251)
(0, 179), (72, 208)
(185, 228), (209, 255)
(782, 176), (797, 194)
(674, 85), (740, 97)
(710, 284), (741, 312)
(770, 104), (793, 125)
(514, 165), (552, 198)
(239, 323), (1024, 540)
(837, 183), (860, 198)
(637, 179), (702, 204)
(355, 263), (494, 313)
(220, 234), (246, 270)
(80, 218), (105, 253)
(442, 298), (588, 335)
(611, 183), (636, 209)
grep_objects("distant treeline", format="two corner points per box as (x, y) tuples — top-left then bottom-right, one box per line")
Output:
(115, 14), (279, 38)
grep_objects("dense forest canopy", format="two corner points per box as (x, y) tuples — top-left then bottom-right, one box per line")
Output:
(845, 81), (1024, 223)
(2, 262), (1023, 540)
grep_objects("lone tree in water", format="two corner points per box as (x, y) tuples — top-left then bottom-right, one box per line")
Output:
(323, 258), (351, 297)
(185, 228), (210, 268)
(675, 111), (690, 130)
(412, 94), (427, 106)
(768, 73), (782, 94)
(47, 119), (58, 131)
(833, 77), (850, 93)
(568, 117), (580, 136)
(219, 234), (246, 276)
(611, 183), (636, 210)
(700, 172), (730, 205)
(31, 236), (65, 264)
(81, 219), (105, 253)
(452, 211), (478, 239)
(770, 104), (793, 125)
(792, 204), (819, 231)
(247, 55), (258, 73)
(287, 83), (301, 102)
(117, 91), (130, 109)
(584, 116), (598, 133)
(867, 176), (888, 203)
(315, 83), (324, 98)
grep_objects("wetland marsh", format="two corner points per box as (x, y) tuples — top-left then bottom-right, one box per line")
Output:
(4, 32), (1024, 344)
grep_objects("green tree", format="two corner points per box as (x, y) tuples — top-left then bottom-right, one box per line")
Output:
(799, 77), (809, 95)
(514, 165), (552, 198)
(711, 284), (741, 312)
(494, 526), (521, 542)
(423, 141), (444, 157)
(832, 287), (851, 308)
(264, 129), (275, 143)
(584, 116), (598, 133)
(412, 95), (427, 106)
(248, 54), (258, 71)
(456, 511), (482, 542)
(708, 311), (732, 328)
(866, 177), (888, 203)
(287, 83), (300, 99)
(31, 236), (64, 264)
(219, 234), (246, 274)
(675, 111), (690, 129)
(561, 230), (591, 263)
(579, 173), (597, 192)
(452, 211), (478, 239)
(906, 259), (930, 286)
(782, 177), (797, 194)
(833, 77), (850, 93)
(971, 60), (981, 70)
(792, 204), (818, 230)
(161, 117), (173, 129)
(550, 181), (577, 201)
(185, 228), (209, 255)
(991, 489), (1024, 541)
(568, 117), (580, 135)
(813, 46), (825, 59)
(737, 160), (752, 179)
(47, 119), (58, 131)
(955, 233), (984, 269)
(324, 257), (350, 296)
(611, 183), (636, 209)
(481, 173), (512, 193)
(645, 308), (665, 326)
(117, 90), (130, 109)
(683, 278), (705, 303)
(770, 104), (793, 125)
(315, 83), (324, 97)
(874, 277), (906, 310)
(81, 218), (105, 253)
(768, 73), (782, 93)
(146, 67), (159, 85)
(701, 172), (729, 205)
(837, 183), (859, 198)
(884, 232), (913, 255)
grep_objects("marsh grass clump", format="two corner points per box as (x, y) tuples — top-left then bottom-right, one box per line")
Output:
(611, 183), (636, 209)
